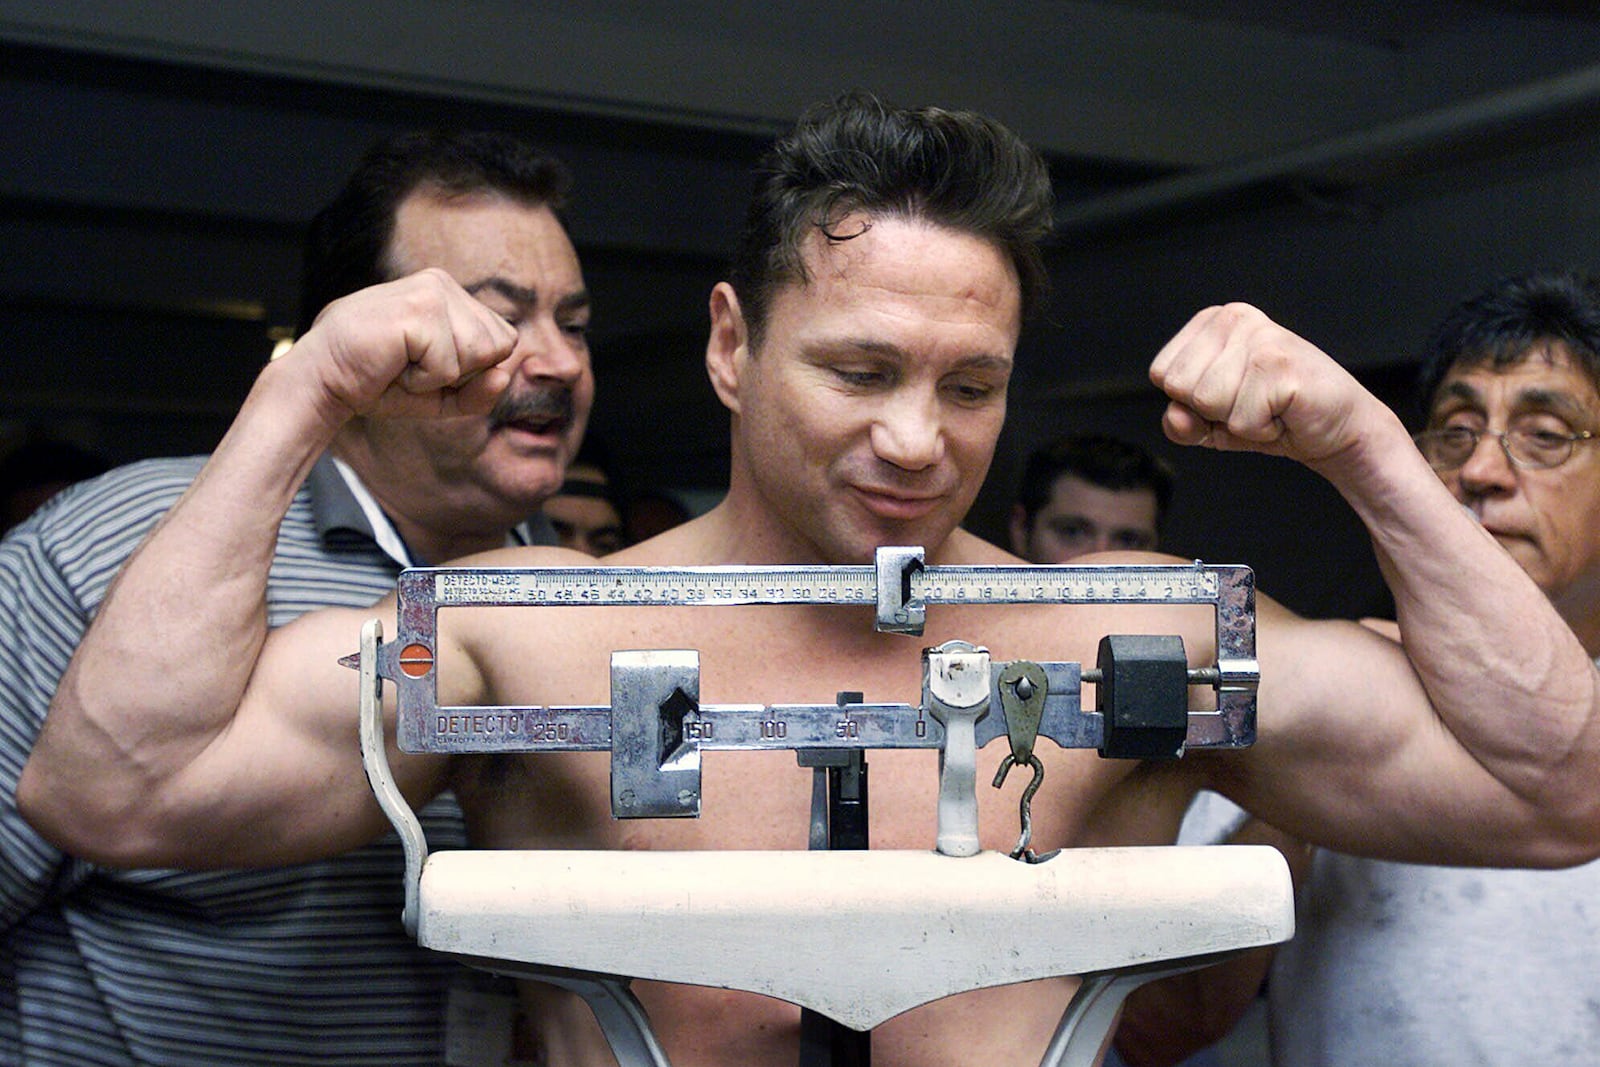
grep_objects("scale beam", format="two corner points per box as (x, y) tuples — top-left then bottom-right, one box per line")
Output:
(366, 548), (1258, 769)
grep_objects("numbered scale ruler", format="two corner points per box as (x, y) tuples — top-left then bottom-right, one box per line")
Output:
(366, 548), (1258, 761)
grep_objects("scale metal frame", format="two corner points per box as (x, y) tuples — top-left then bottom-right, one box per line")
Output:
(369, 546), (1258, 763)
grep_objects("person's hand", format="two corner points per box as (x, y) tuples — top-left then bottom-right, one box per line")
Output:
(1149, 303), (1391, 474)
(281, 268), (516, 424)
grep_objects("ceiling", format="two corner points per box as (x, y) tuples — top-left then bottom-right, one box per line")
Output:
(4, 0), (1600, 488)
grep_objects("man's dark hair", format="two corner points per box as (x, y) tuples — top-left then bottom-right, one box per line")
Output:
(560, 435), (623, 506)
(727, 92), (1055, 349)
(1417, 269), (1600, 421)
(1015, 433), (1175, 527)
(297, 129), (573, 335)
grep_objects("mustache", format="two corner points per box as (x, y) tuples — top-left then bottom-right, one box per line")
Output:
(489, 384), (574, 429)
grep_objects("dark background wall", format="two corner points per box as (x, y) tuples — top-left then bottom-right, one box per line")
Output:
(6, 2), (1600, 619)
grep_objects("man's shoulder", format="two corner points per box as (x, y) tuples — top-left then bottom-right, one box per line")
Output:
(3, 456), (207, 560)
(76, 454), (207, 490)
(933, 528), (1019, 566)
(0, 457), (210, 605)
(28, 456), (209, 531)
(934, 531), (1178, 567)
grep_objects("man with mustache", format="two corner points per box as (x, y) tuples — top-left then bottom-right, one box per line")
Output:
(21, 98), (1600, 1065)
(0, 129), (591, 1065)
(1115, 270), (1600, 1067)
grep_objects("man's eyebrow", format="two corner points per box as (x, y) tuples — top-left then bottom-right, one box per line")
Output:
(955, 353), (1013, 374)
(1434, 380), (1483, 407)
(556, 290), (592, 315)
(1513, 386), (1591, 421)
(465, 278), (591, 313)
(465, 278), (535, 304)
(1434, 379), (1594, 422)
(828, 338), (1013, 371)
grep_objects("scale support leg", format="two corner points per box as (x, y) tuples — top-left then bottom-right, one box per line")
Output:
(543, 973), (673, 1067)
(453, 962), (675, 1067)
(1037, 952), (1247, 1067)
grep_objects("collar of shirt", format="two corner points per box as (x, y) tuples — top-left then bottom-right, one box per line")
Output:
(312, 456), (553, 567)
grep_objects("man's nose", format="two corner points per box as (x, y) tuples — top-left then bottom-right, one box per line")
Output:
(1456, 431), (1517, 497)
(870, 391), (944, 470)
(505, 317), (587, 383)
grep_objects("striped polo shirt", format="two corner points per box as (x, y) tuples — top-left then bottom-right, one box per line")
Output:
(0, 455), (545, 1065)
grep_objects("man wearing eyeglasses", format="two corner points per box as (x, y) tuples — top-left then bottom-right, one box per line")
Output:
(1114, 269), (1600, 1067)
(1412, 285), (1600, 618)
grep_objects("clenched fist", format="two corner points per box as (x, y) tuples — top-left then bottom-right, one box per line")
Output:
(1150, 303), (1391, 474)
(283, 268), (517, 424)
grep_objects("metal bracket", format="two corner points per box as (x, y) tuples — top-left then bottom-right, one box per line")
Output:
(925, 640), (990, 857)
(611, 650), (704, 818)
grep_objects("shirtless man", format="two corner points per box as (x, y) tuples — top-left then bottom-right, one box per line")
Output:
(21, 95), (1600, 1067)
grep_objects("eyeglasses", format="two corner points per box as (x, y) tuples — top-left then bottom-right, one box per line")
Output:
(1412, 426), (1597, 471)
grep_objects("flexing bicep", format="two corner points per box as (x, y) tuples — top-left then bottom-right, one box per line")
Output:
(1229, 597), (1562, 863)
(30, 597), (451, 869)
(191, 598), (457, 865)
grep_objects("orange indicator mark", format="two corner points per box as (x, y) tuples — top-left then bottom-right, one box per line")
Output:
(398, 643), (435, 678)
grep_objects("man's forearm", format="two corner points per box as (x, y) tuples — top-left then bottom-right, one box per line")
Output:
(19, 357), (346, 857)
(19, 272), (516, 863)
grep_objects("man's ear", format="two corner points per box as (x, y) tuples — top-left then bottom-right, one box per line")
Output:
(1007, 503), (1030, 558)
(705, 282), (748, 415)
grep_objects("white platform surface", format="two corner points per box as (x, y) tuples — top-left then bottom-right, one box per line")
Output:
(418, 845), (1293, 1031)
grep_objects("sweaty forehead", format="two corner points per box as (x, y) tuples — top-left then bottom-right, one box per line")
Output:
(771, 214), (1023, 352)
(820, 213), (1014, 291)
